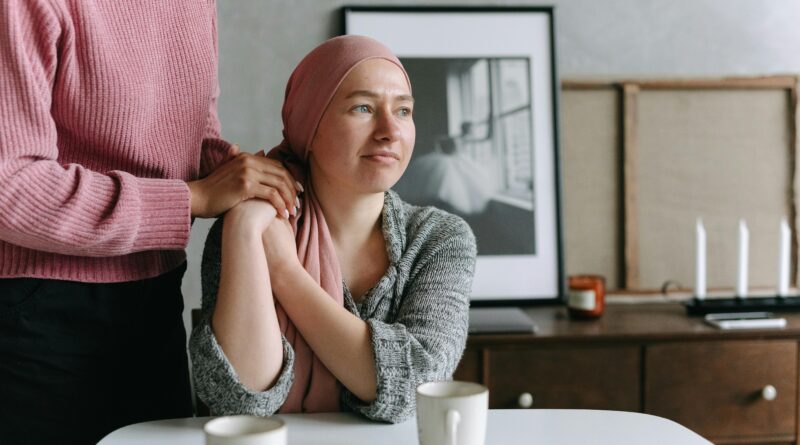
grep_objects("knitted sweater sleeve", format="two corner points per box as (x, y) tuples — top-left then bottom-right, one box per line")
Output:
(342, 215), (477, 423)
(198, 10), (235, 179)
(189, 218), (295, 416)
(0, 0), (190, 257)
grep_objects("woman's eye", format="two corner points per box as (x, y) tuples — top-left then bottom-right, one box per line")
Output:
(353, 105), (370, 113)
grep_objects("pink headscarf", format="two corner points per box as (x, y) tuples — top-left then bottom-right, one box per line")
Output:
(266, 35), (410, 412)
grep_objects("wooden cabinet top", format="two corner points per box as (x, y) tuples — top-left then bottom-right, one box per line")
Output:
(468, 303), (800, 345)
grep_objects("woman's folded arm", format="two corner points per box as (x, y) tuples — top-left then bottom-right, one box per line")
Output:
(341, 219), (477, 423)
(189, 217), (292, 415)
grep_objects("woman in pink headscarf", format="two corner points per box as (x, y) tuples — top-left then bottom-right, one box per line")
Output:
(189, 35), (477, 423)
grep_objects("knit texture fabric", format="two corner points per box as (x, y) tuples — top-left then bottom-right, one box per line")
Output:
(0, 0), (232, 282)
(190, 190), (477, 423)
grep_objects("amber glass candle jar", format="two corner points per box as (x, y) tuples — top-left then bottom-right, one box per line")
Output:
(567, 275), (605, 318)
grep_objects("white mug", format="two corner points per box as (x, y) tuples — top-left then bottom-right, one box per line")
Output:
(204, 415), (287, 445)
(416, 381), (489, 445)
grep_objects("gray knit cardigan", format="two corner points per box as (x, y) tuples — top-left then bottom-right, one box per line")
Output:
(189, 190), (477, 423)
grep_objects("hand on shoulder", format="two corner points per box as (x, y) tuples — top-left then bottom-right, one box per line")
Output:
(188, 147), (302, 219)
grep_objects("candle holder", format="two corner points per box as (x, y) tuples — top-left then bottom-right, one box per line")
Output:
(684, 295), (800, 315)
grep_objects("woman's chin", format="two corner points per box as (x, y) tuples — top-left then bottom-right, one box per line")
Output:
(354, 172), (405, 194)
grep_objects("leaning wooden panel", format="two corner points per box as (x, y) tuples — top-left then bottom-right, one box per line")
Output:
(561, 89), (622, 289)
(635, 89), (791, 291)
(622, 84), (641, 289)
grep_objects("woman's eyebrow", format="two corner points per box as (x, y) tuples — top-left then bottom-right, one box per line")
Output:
(345, 90), (415, 103)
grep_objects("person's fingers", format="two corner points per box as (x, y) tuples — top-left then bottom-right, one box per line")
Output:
(230, 143), (240, 156)
(258, 157), (299, 195)
(258, 172), (297, 216)
(248, 156), (301, 199)
(227, 151), (252, 175)
(211, 153), (298, 217)
(251, 185), (291, 219)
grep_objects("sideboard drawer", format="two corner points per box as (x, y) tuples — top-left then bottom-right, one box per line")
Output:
(487, 345), (640, 410)
(644, 340), (797, 442)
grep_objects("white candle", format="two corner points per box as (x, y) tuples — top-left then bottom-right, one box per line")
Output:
(778, 218), (790, 297)
(736, 219), (749, 297)
(695, 218), (706, 299)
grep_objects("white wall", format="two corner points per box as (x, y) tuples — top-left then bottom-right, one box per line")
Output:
(181, 0), (800, 329)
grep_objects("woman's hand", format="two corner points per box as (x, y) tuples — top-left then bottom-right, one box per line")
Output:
(262, 216), (304, 290)
(188, 151), (302, 219)
(224, 198), (279, 236)
(224, 195), (303, 286)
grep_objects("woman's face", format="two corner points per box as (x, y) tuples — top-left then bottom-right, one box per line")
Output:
(309, 58), (415, 195)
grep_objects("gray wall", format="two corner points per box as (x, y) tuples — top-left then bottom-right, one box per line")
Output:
(181, 0), (800, 328)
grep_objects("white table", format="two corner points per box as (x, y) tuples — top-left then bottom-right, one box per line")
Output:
(98, 410), (711, 445)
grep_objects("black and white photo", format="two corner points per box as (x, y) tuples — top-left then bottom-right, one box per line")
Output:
(395, 57), (536, 256)
(344, 6), (564, 303)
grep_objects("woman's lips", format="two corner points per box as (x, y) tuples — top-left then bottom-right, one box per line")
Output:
(362, 152), (400, 164)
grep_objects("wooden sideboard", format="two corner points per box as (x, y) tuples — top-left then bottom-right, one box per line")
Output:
(454, 303), (800, 445)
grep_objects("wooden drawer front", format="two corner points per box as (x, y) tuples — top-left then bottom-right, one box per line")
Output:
(453, 346), (481, 384)
(644, 340), (797, 441)
(487, 346), (640, 411)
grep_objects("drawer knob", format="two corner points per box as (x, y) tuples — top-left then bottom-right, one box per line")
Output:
(518, 392), (534, 408)
(762, 385), (777, 401)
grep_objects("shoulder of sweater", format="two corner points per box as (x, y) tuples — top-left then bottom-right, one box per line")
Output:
(387, 190), (475, 246)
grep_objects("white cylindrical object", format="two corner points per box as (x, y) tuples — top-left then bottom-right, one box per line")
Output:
(778, 218), (791, 297)
(736, 220), (749, 298)
(695, 218), (707, 299)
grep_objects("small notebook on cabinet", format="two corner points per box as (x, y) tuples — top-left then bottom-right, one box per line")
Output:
(704, 312), (786, 330)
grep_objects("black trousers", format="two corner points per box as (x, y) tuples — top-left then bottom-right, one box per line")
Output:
(0, 263), (193, 445)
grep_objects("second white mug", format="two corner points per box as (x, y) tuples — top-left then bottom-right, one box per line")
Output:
(416, 380), (489, 445)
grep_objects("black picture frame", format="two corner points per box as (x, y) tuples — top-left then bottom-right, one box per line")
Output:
(342, 6), (565, 306)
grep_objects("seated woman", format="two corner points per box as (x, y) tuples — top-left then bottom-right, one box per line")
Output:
(189, 35), (477, 423)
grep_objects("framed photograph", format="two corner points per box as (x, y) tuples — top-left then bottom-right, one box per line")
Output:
(343, 6), (564, 305)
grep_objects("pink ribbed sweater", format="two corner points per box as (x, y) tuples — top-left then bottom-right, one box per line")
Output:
(0, 0), (232, 282)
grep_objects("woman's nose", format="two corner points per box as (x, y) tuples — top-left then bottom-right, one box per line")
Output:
(373, 110), (403, 142)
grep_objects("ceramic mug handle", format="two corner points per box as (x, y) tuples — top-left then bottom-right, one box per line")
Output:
(445, 409), (461, 445)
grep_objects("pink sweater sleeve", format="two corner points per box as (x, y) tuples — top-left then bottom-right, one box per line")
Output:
(0, 1), (190, 257)
(199, 11), (236, 179)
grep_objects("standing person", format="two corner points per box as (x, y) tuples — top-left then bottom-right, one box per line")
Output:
(190, 35), (477, 422)
(0, 2), (299, 444)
